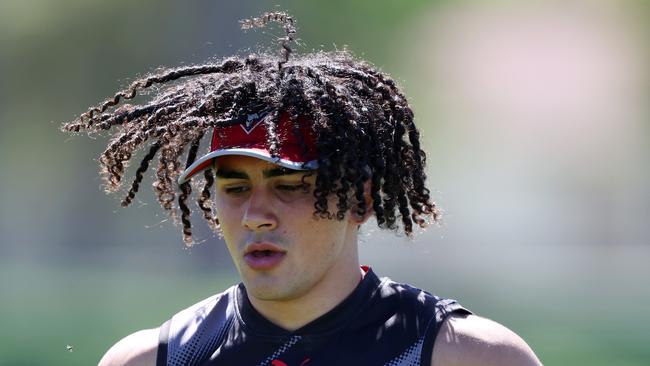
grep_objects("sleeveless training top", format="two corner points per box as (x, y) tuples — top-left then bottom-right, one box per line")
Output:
(156, 267), (471, 366)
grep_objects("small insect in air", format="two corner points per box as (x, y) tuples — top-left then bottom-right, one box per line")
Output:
(66, 345), (74, 352)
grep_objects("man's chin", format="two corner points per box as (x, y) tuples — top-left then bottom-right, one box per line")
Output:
(244, 276), (314, 303)
(246, 284), (293, 302)
(242, 273), (290, 299)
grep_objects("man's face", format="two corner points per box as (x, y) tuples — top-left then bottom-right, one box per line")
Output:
(213, 155), (361, 302)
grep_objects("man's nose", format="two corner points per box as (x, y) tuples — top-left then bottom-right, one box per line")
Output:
(241, 187), (278, 232)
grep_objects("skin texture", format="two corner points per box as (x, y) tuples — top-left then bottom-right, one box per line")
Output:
(97, 328), (158, 366)
(432, 314), (543, 366)
(214, 155), (368, 330)
(97, 157), (543, 365)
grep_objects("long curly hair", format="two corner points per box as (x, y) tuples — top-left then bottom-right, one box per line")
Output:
(62, 11), (439, 246)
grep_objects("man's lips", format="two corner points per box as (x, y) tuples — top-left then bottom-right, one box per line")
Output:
(243, 242), (286, 256)
(243, 242), (287, 270)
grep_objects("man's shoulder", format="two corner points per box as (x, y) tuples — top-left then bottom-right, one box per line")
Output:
(98, 328), (159, 366)
(431, 313), (543, 366)
(97, 285), (238, 366)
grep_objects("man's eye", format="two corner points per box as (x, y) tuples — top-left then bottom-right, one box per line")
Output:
(224, 186), (249, 194)
(277, 184), (308, 192)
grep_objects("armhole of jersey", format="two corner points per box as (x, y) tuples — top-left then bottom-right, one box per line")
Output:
(420, 301), (472, 366)
(156, 319), (171, 366)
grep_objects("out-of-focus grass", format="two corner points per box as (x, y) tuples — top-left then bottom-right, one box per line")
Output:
(0, 261), (238, 366)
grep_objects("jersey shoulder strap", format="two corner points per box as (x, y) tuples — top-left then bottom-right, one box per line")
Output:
(156, 285), (237, 366)
(376, 277), (472, 366)
(419, 297), (472, 366)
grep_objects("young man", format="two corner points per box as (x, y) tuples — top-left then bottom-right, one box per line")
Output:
(64, 12), (542, 366)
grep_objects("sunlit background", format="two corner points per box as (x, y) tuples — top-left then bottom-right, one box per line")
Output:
(1, 1), (648, 365)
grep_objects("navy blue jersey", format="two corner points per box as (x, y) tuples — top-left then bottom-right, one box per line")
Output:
(157, 268), (471, 366)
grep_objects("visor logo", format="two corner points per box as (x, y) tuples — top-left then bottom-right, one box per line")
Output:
(240, 111), (270, 134)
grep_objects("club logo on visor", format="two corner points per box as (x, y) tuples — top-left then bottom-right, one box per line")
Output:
(241, 111), (269, 134)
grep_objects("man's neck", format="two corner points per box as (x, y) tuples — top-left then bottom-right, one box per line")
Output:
(247, 264), (365, 331)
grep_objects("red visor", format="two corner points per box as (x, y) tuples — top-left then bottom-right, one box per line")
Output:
(177, 111), (318, 184)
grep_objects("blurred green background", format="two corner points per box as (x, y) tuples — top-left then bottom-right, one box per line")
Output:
(1, 1), (649, 365)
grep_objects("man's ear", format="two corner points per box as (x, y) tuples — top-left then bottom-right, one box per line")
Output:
(351, 180), (374, 225)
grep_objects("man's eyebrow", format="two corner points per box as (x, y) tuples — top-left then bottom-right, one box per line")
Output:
(263, 167), (306, 178)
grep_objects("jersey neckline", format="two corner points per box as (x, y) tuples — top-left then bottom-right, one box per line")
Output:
(234, 266), (383, 337)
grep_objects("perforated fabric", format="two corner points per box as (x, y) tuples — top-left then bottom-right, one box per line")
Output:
(165, 288), (236, 366)
(383, 337), (424, 366)
(256, 335), (302, 366)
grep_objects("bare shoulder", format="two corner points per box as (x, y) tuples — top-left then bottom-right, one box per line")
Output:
(431, 314), (543, 366)
(98, 328), (159, 366)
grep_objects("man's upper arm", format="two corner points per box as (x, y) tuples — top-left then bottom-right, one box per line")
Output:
(98, 328), (159, 366)
(431, 314), (543, 366)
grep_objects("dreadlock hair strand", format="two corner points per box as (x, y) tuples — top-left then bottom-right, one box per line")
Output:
(121, 141), (161, 207)
(198, 168), (219, 231)
(240, 11), (295, 69)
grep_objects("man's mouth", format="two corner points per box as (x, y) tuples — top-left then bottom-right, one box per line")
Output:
(243, 242), (287, 270)
(249, 250), (277, 257)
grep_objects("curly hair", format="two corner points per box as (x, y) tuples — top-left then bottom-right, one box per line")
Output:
(62, 11), (439, 246)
